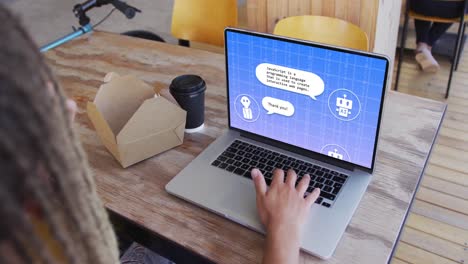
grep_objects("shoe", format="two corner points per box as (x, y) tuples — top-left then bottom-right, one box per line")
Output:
(415, 48), (440, 73)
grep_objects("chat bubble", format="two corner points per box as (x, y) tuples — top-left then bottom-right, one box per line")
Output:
(262, 97), (295, 116)
(256, 63), (324, 100)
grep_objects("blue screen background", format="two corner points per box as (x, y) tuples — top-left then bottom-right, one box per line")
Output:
(226, 31), (387, 169)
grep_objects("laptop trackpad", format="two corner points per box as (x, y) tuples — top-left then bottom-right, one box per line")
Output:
(220, 180), (261, 228)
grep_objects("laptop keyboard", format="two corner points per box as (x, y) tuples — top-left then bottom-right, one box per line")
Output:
(211, 140), (349, 208)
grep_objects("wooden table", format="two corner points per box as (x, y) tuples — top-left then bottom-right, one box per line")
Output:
(45, 31), (446, 264)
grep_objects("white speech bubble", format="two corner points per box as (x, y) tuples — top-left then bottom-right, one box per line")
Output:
(256, 63), (324, 100)
(262, 97), (295, 116)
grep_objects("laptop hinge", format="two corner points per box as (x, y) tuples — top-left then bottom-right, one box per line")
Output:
(240, 131), (355, 171)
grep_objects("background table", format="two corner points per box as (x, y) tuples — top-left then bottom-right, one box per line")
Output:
(45, 31), (446, 264)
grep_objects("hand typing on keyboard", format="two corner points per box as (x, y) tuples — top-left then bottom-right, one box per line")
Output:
(212, 140), (347, 208)
(251, 168), (320, 264)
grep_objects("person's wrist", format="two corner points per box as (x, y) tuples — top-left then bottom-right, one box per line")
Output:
(267, 220), (301, 246)
(263, 221), (302, 264)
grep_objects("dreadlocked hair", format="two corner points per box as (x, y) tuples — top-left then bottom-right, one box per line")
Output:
(0, 4), (119, 264)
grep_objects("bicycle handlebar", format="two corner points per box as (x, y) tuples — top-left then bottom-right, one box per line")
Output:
(40, 0), (140, 52)
(73, 0), (140, 25)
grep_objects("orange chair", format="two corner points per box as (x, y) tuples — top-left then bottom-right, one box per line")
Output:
(171, 0), (238, 47)
(273, 16), (369, 51)
(394, 0), (468, 98)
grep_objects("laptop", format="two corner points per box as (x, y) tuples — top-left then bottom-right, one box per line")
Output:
(166, 28), (389, 259)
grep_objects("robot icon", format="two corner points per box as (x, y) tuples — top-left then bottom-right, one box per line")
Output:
(321, 144), (350, 161)
(234, 94), (260, 122)
(240, 96), (253, 120)
(328, 89), (361, 121)
(328, 149), (344, 160)
(336, 94), (353, 118)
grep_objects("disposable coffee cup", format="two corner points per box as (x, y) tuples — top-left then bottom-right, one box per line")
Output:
(169, 75), (206, 133)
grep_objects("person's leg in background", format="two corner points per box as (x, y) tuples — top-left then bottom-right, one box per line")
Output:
(428, 22), (454, 47)
(411, 0), (463, 72)
(414, 19), (442, 72)
(414, 19), (431, 49)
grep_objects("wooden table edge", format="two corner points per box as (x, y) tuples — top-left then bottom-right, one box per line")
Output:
(385, 102), (448, 263)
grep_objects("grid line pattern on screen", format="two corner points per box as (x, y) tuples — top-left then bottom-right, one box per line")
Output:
(227, 32), (386, 168)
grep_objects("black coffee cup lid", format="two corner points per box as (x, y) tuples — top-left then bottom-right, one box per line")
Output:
(170, 75), (206, 94)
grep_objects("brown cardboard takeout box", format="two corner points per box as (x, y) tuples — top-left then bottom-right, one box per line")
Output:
(87, 73), (186, 168)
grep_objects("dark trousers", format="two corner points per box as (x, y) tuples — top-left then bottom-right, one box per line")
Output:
(411, 0), (466, 46)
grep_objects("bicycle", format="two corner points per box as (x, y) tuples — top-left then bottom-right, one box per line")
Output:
(40, 0), (141, 52)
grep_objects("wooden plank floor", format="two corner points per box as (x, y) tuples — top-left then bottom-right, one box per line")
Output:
(390, 47), (468, 263)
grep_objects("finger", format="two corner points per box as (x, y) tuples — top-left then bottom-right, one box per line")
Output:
(271, 168), (285, 186)
(251, 168), (267, 196)
(285, 169), (297, 187)
(296, 174), (310, 195)
(305, 188), (321, 206)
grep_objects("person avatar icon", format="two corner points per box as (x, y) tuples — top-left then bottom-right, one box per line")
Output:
(240, 96), (253, 120)
(328, 149), (344, 160)
(336, 94), (353, 118)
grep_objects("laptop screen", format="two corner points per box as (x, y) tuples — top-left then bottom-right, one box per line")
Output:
(225, 29), (388, 170)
